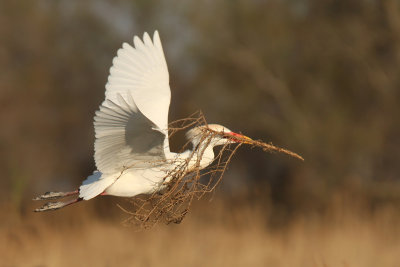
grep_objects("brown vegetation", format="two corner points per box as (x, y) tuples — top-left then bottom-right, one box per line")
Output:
(119, 113), (302, 228)
(2, 197), (400, 266)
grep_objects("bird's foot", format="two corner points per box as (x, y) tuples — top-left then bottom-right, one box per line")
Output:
(33, 190), (78, 201)
(34, 197), (82, 212)
(34, 201), (66, 212)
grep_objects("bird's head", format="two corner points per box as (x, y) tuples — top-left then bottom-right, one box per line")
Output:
(186, 124), (252, 148)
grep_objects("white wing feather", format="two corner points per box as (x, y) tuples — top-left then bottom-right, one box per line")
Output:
(94, 94), (166, 175)
(93, 31), (171, 175)
(80, 31), (171, 199)
(104, 31), (170, 136)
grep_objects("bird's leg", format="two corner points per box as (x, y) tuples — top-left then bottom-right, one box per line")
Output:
(33, 190), (79, 201)
(34, 198), (82, 212)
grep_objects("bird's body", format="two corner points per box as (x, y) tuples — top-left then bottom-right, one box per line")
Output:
(98, 147), (215, 198)
(34, 31), (251, 212)
(100, 167), (168, 198)
(80, 125), (224, 199)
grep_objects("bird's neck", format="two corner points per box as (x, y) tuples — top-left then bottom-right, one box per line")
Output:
(174, 140), (215, 171)
(193, 141), (215, 169)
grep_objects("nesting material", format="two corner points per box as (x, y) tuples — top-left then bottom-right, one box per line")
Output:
(219, 131), (304, 161)
(118, 111), (303, 228)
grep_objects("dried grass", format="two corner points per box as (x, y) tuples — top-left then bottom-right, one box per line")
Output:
(118, 111), (303, 228)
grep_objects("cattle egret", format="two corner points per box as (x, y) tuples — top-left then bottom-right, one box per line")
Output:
(34, 31), (252, 212)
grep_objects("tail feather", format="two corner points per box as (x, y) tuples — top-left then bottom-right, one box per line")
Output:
(79, 171), (116, 200)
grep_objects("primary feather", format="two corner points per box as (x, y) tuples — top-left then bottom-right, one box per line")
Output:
(104, 31), (170, 137)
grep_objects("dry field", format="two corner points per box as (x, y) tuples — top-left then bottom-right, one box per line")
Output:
(2, 197), (400, 267)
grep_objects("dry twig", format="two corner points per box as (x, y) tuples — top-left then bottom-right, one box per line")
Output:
(118, 111), (302, 228)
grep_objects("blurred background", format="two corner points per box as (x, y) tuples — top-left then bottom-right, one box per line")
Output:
(1, 0), (400, 266)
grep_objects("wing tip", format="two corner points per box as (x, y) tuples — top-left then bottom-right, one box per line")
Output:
(133, 35), (144, 49)
(153, 30), (159, 39)
(143, 32), (151, 44)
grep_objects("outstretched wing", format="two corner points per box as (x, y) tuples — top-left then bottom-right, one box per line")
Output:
(105, 31), (170, 137)
(94, 31), (171, 175)
(94, 94), (166, 175)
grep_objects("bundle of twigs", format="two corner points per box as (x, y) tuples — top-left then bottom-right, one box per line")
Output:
(219, 132), (304, 161)
(118, 111), (303, 228)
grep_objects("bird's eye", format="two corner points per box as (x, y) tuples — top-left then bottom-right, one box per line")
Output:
(222, 133), (232, 139)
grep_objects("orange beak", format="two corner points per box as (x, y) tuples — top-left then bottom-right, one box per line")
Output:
(238, 134), (253, 144)
(241, 135), (253, 144)
(227, 132), (253, 144)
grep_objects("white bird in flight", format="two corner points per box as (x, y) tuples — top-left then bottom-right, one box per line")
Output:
(34, 31), (251, 212)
